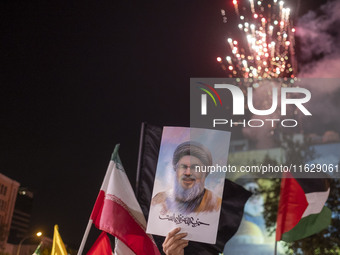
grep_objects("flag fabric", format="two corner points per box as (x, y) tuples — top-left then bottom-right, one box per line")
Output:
(114, 239), (136, 255)
(135, 123), (163, 219)
(90, 144), (160, 255)
(32, 241), (42, 255)
(276, 172), (331, 242)
(87, 232), (113, 255)
(51, 225), (67, 255)
(135, 123), (252, 254)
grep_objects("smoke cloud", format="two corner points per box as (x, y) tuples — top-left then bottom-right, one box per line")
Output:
(295, 0), (340, 135)
(243, 0), (340, 148)
(297, 0), (340, 78)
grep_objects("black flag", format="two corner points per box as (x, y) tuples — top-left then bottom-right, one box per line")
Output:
(135, 123), (251, 254)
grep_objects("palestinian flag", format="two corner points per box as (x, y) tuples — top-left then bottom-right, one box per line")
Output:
(276, 172), (331, 242)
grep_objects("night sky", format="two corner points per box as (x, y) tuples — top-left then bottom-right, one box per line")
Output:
(1, 0), (330, 251)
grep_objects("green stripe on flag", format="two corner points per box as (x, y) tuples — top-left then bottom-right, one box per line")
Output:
(111, 144), (125, 172)
(281, 206), (331, 242)
(32, 242), (42, 255)
(111, 144), (120, 161)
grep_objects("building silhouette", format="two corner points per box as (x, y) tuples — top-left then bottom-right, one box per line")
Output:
(0, 173), (20, 245)
(8, 187), (34, 244)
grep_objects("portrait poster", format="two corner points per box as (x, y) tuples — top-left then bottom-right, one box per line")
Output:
(146, 126), (231, 244)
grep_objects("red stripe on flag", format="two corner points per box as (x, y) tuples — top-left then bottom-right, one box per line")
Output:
(90, 190), (106, 227)
(87, 232), (112, 255)
(276, 173), (308, 241)
(92, 192), (160, 255)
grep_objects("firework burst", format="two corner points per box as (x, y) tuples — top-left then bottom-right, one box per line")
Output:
(218, 0), (297, 80)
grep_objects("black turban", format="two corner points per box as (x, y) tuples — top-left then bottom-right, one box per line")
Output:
(172, 141), (212, 168)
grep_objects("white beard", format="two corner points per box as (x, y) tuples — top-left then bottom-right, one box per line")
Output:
(173, 176), (204, 202)
(165, 176), (205, 214)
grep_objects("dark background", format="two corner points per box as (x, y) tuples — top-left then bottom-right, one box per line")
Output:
(1, 0), (327, 251)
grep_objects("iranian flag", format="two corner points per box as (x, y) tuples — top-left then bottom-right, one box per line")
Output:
(276, 172), (332, 242)
(90, 145), (160, 255)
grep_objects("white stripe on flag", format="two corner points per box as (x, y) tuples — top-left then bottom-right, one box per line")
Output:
(107, 160), (147, 227)
(302, 188), (330, 217)
(114, 239), (136, 255)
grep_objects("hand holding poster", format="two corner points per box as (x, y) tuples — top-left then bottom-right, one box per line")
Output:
(146, 127), (231, 244)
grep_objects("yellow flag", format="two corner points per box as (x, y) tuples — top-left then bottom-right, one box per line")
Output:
(51, 225), (68, 255)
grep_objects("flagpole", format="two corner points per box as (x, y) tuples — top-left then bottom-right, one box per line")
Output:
(274, 240), (277, 255)
(78, 146), (117, 255)
(77, 219), (93, 255)
(135, 122), (146, 197)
